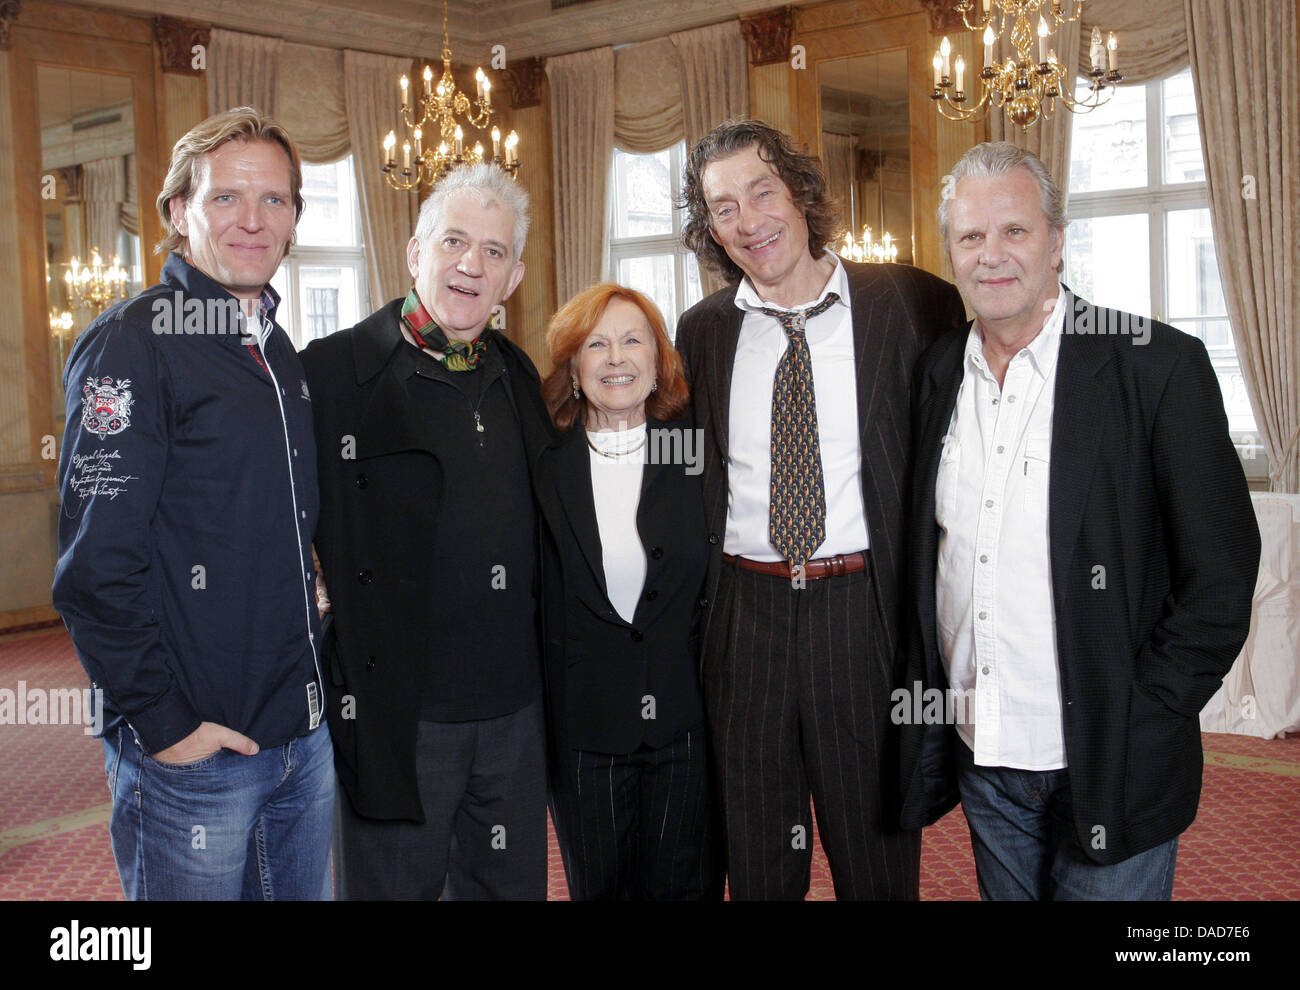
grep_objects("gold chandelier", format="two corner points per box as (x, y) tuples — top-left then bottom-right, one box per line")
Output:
(930, 0), (1123, 129)
(65, 247), (128, 313)
(839, 226), (899, 264)
(382, 0), (519, 191)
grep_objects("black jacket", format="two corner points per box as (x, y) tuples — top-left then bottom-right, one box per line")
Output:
(53, 254), (324, 753)
(536, 416), (709, 777)
(899, 290), (1260, 864)
(301, 299), (556, 822)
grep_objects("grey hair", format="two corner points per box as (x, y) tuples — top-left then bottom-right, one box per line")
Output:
(414, 163), (531, 259)
(939, 142), (1067, 269)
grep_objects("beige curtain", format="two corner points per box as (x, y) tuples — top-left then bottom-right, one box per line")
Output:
(344, 50), (419, 307)
(81, 156), (125, 260)
(1186, 0), (1299, 492)
(207, 28), (283, 117)
(277, 42), (350, 163)
(547, 47), (615, 303)
(1078, 0), (1189, 86)
(120, 154), (138, 237)
(615, 38), (682, 153)
(821, 132), (857, 233)
(671, 20), (749, 296)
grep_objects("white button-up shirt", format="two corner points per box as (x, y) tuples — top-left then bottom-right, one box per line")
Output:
(936, 285), (1067, 770)
(724, 255), (871, 561)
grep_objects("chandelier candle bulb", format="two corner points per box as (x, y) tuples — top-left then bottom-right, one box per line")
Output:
(955, 55), (965, 94)
(403, 141), (411, 171)
(424, 65), (433, 95)
(454, 125), (463, 158)
(1090, 26), (1104, 72)
(491, 126), (501, 158)
(473, 141), (484, 160)
(482, 77), (491, 108)
(400, 75), (409, 105)
(1038, 16), (1049, 63)
(940, 36), (951, 79)
(933, 52), (943, 88)
(1107, 32), (1118, 72)
(383, 130), (396, 166)
(984, 25), (995, 68)
(983, 0), (990, 13)
(413, 127), (422, 159)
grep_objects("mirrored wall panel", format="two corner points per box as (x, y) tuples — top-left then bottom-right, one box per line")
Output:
(819, 49), (913, 264)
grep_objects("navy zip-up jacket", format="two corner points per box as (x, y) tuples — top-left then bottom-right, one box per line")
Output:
(53, 253), (324, 754)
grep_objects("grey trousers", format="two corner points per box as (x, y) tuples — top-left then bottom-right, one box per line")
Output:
(333, 699), (548, 900)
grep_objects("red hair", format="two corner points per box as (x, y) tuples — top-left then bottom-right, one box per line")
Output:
(541, 283), (689, 432)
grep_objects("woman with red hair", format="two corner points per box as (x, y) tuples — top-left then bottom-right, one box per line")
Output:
(536, 283), (720, 900)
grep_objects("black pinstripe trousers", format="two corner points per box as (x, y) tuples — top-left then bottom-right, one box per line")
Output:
(702, 557), (921, 900)
(549, 730), (722, 900)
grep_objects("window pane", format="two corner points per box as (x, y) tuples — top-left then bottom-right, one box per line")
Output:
(1162, 69), (1204, 184)
(1064, 214), (1149, 316)
(270, 266), (295, 335)
(618, 254), (676, 323)
(297, 157), (359, 247)
(613, 149), (673, 238)
(297, 265), (362, 343)
(1068, 81), (1147, 193)
(1166, 209), (1225, 322)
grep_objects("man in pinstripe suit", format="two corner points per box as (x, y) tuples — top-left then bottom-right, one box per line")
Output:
(675, 119), (965, 899)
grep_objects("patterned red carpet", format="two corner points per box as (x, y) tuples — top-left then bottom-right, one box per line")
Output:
(2, 629), (1297, 900)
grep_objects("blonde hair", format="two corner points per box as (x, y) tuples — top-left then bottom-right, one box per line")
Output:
(155, 106), (304, 256)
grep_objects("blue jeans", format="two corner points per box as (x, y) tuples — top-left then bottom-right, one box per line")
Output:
(102, 722), (334, 900)
(955, 743), (1178, 901)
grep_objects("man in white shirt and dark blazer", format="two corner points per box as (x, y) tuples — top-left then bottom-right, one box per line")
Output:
(899, 142), (1259, 899)
(675, 119), (966, 899)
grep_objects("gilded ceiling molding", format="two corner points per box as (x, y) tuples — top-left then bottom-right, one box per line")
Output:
(0, 0), (20, 50)
(154, 15), (211, 76)
(739, 6), (792, 68)
(506, 56), (546, 110)
(919, 0), (967, 35)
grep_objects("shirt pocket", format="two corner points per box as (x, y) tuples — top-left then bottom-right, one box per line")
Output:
(1023, 434), (1051, 519)
(934, 434), (960, 529)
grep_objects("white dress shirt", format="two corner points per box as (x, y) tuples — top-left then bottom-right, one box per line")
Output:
(935, 285), (1067, 770)
(588, 425), (647, 623)
(724, 255), (871, 561)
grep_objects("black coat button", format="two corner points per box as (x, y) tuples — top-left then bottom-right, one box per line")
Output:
(650, 547), (664, 560)
(645, 589), (658, 602)
(698, 597), (709, 609)
(358, 569), (374, 584)
(630, 630), (643, 643)
(355, 473), (369, 489)
(365, 656), (376, 671)
(708, 533), (720, 545)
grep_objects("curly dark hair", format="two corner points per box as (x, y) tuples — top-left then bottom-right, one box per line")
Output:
(679, 118), (842, 286)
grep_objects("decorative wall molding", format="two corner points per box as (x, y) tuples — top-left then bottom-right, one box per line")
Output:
(740, 7), (793, 67)
(919, 0), (966, 35)
(154, 16), (211, 76)
(506, 56), (546, 109)
(0, 0), (20, 50)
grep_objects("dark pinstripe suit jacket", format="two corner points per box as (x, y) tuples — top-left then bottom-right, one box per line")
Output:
(674, 260), (966, 673)
(899, 290), (1260, 864)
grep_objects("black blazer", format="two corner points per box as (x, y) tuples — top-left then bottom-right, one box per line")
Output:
(674, 260), (966, 672)
(899, 289), (1260, 864)
(536, 416), (709, 777)
(300, 299), (557, 822)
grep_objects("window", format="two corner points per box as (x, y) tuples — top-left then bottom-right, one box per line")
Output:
(1066, 68), (1261, 472)
(273, 155), (370, 349)
(608, 142), (703, 337)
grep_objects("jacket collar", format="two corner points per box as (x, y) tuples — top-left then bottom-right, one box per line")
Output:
(161, 251), (281, 321)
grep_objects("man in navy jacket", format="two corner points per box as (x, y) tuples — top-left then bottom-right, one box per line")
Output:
(53, 107), (333, 900)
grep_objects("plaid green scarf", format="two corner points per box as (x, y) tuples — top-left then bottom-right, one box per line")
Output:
(400, 289), (487, 372)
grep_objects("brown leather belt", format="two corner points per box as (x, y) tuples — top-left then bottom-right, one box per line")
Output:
(721, 551), (867, 580)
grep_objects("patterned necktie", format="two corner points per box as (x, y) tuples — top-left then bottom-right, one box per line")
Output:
(762, 292), (839, 568)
